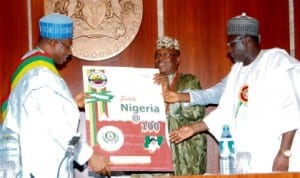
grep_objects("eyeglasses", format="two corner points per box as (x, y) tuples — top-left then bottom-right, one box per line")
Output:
(155, 52), (178, 60)
(227, 36), (244, 47)
(58, 40), (73, 51)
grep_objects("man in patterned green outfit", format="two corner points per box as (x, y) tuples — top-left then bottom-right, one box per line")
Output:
(154, 36), (207, 175)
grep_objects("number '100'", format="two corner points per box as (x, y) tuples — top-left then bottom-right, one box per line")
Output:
(141, 121), (160, 132)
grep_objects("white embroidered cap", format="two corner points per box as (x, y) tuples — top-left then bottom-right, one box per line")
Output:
(156, 36), (180, 51)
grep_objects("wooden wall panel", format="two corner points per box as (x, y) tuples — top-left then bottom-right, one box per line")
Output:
(31, 0), (45, 46)
(0, 1), (28, 122)
(295, 0), (300, 59)
(164, 0), (229, 91)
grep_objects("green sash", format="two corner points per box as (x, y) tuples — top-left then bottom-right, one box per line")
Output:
(1, 55), (59, 122)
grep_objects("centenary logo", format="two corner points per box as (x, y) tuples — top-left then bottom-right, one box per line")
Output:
(88, 71), (107, 89)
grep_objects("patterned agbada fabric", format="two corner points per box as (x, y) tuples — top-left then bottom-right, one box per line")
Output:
(1, 52), (59, 123)
(167, 73), (206, 175)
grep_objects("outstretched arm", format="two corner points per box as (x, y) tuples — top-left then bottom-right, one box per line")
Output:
(187, 77), (227, 106)
(169, 121), (209, 144)
(159, 77), (227, 105)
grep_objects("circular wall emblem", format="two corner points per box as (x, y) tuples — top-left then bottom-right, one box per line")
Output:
(88, 71), (107, 89)
(97, 126), (124, 152)
(44, 0), (143, 61)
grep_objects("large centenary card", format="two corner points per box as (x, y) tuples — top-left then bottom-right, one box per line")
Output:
(82, 66), (173, 172)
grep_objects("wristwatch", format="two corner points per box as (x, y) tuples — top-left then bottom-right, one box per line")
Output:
(281, 149), (292, 158)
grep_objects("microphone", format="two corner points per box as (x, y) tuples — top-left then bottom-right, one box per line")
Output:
(66, 133), (81, 156)
(57, 133), (82, 178)
(68, 133), (81, 147)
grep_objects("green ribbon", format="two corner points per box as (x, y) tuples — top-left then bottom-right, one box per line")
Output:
(85, 91), (114, 103)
